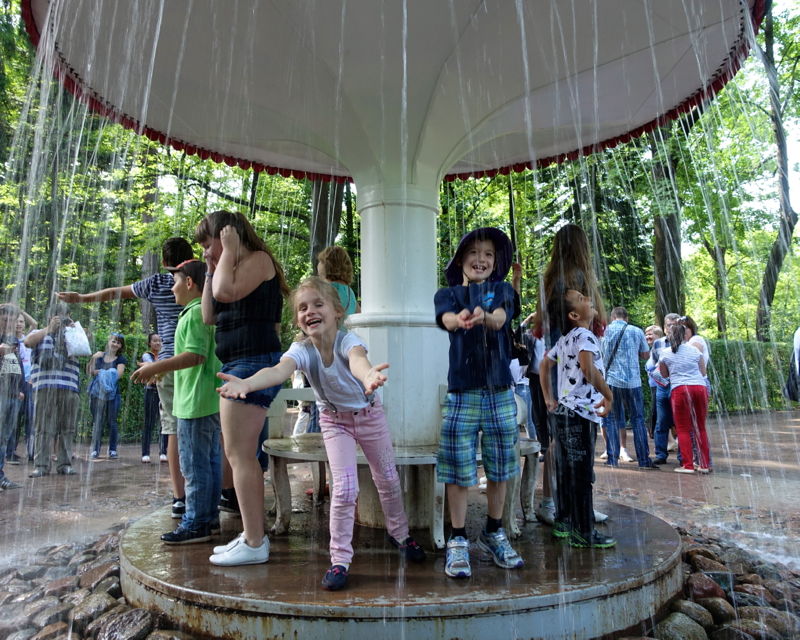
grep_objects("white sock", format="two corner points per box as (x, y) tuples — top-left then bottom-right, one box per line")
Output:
(541, 496), (554, 507)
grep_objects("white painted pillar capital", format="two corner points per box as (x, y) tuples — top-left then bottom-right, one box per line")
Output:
(346, 181), (448, 447)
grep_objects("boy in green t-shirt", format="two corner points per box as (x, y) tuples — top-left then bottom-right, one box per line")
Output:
(132, 259), (222, 544)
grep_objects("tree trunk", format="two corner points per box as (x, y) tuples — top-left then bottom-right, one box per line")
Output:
(139, 151), (159, 334)
(703, 239), (727, 339)
(310, 179), (344, 271)
(651, 129), (684, 326)
(755, 8), (797, 341)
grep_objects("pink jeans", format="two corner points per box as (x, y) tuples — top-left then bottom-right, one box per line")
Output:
(320, 396), (409, 565)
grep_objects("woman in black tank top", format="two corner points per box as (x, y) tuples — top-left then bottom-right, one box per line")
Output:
(197, 210), (291, 567)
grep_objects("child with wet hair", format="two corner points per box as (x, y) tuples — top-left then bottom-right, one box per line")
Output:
(216, 277), (424, 591)
(434, 227), (523, 579)
(317, 245), (360, 314)
(540, 287), (615, 548)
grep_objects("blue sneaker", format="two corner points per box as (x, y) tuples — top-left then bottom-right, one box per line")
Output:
(321, 564), (349, 591)
(445, 536), (471, 578)
(386, 533), (426, 563)
(108, 450), (118, 459)
(477, 528), (524, 569)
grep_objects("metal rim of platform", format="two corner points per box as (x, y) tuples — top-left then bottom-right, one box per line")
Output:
(120, 503), (683, 639)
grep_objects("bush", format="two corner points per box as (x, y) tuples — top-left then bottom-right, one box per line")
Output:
(638, 339), (793, 418)
(706, 339), (792, 414)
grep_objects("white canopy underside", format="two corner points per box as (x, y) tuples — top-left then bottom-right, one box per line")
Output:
(28, 0), (758, 181)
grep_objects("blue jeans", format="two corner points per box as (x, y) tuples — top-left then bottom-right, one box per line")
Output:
(90, 394), (121, 454)
(0, 396), (22, 476)
(514, 384), (536, 439)
(178, 413), (222, 530)
(142, 387), (160, 456)
(654, 385), (673, 461)
(603, 386), (652, 467)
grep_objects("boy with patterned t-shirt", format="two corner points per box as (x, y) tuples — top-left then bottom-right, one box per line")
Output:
(540, 288), (615, 548)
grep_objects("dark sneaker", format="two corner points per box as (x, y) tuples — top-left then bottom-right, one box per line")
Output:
(568, 529), (617, 549)
(90, 451), (99, 460)
(653, 458), (668, 465)
(219, 488), (241, 514)
(57, 466), (77, 475)
(210, 520), (221, 535)
(0, 476), (22, 489)
(108, 450), (118, 459)
(386, 533), (426, 563)
(321, 564), (349, 591)
(445, 536), (471, 578)
(477, 528), (524, 569)
(551, 521), (572, 539)
(639, 463), (660, 470)
(172, 496), (186, 519)
(28, 468), (48, 478)
(161, 524), (213, 545)
(6, 454), (21, 465)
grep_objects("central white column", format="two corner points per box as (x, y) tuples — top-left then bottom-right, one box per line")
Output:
(346, 182), (449, 448)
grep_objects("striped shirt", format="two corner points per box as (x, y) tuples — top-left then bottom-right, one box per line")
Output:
(658, 344), (705, 388)
(29, 334), (80, 393)
(131, 274), (182, 359)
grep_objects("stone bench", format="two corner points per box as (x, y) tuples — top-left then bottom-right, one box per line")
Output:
(263, 387), (540, 549)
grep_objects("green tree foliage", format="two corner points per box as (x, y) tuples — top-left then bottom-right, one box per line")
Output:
(2, 0), (800, 438)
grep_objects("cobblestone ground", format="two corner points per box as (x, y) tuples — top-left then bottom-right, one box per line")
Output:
(1, 409), (799, 570)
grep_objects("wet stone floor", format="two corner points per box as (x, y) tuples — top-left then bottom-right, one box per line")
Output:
(0, 409), (799, 571)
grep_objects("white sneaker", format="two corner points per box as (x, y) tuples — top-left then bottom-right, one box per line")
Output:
(535, 501), (555, 525)
(209, 535), (269, 566)
(594, 510), (609, 523)
(159, 454), (168, 462)
(213, 532), (245, 555)
(141, 455), (151, 463)
(620, 448), (633, 463)
(599, 451), (608, 460)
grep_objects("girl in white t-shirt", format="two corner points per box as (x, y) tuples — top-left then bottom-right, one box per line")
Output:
(216, 277), (424, 591)
(658, 324), (710, 474)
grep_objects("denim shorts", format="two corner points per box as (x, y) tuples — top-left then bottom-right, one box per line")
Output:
(220, 352), (283, 409)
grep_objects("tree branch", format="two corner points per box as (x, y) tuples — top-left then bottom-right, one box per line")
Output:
(167, 172), (311, 224)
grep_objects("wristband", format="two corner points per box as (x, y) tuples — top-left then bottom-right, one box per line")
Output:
(205, 273), (213, 278)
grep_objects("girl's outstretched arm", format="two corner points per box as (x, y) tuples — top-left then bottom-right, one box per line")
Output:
(217, 356), (296, 399)
(348, 346), (389, 395)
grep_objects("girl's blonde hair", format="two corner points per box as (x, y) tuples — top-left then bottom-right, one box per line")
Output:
(290, 277), (347, 330)
(534, 224), (607, 335)
(317, 246), (354, 285)
(195, 210), (292, 298)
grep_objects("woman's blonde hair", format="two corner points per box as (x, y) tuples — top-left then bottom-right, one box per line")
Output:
(317, 246), (354, 285)
(534, 224), (607, 335)
(645, 325), (664, 338)
(195, 210), (291, 298)
(290, 277), (347, 330)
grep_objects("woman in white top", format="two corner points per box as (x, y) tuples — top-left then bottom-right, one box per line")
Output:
(659, 324), (710, 474)
(680, 316), (710, 367)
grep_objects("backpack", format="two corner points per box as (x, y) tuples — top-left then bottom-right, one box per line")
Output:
(785, 350), (800, 402)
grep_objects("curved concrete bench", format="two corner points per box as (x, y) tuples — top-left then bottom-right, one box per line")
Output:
(263, 387), (540, 548)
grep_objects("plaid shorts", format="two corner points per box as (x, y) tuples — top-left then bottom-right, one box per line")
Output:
(437, 387), (519, 486)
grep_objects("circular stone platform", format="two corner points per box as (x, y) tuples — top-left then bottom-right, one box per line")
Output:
(120, 501), (682, 639)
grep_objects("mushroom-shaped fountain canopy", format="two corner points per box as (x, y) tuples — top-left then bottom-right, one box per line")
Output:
(23, 0), (764, 182)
